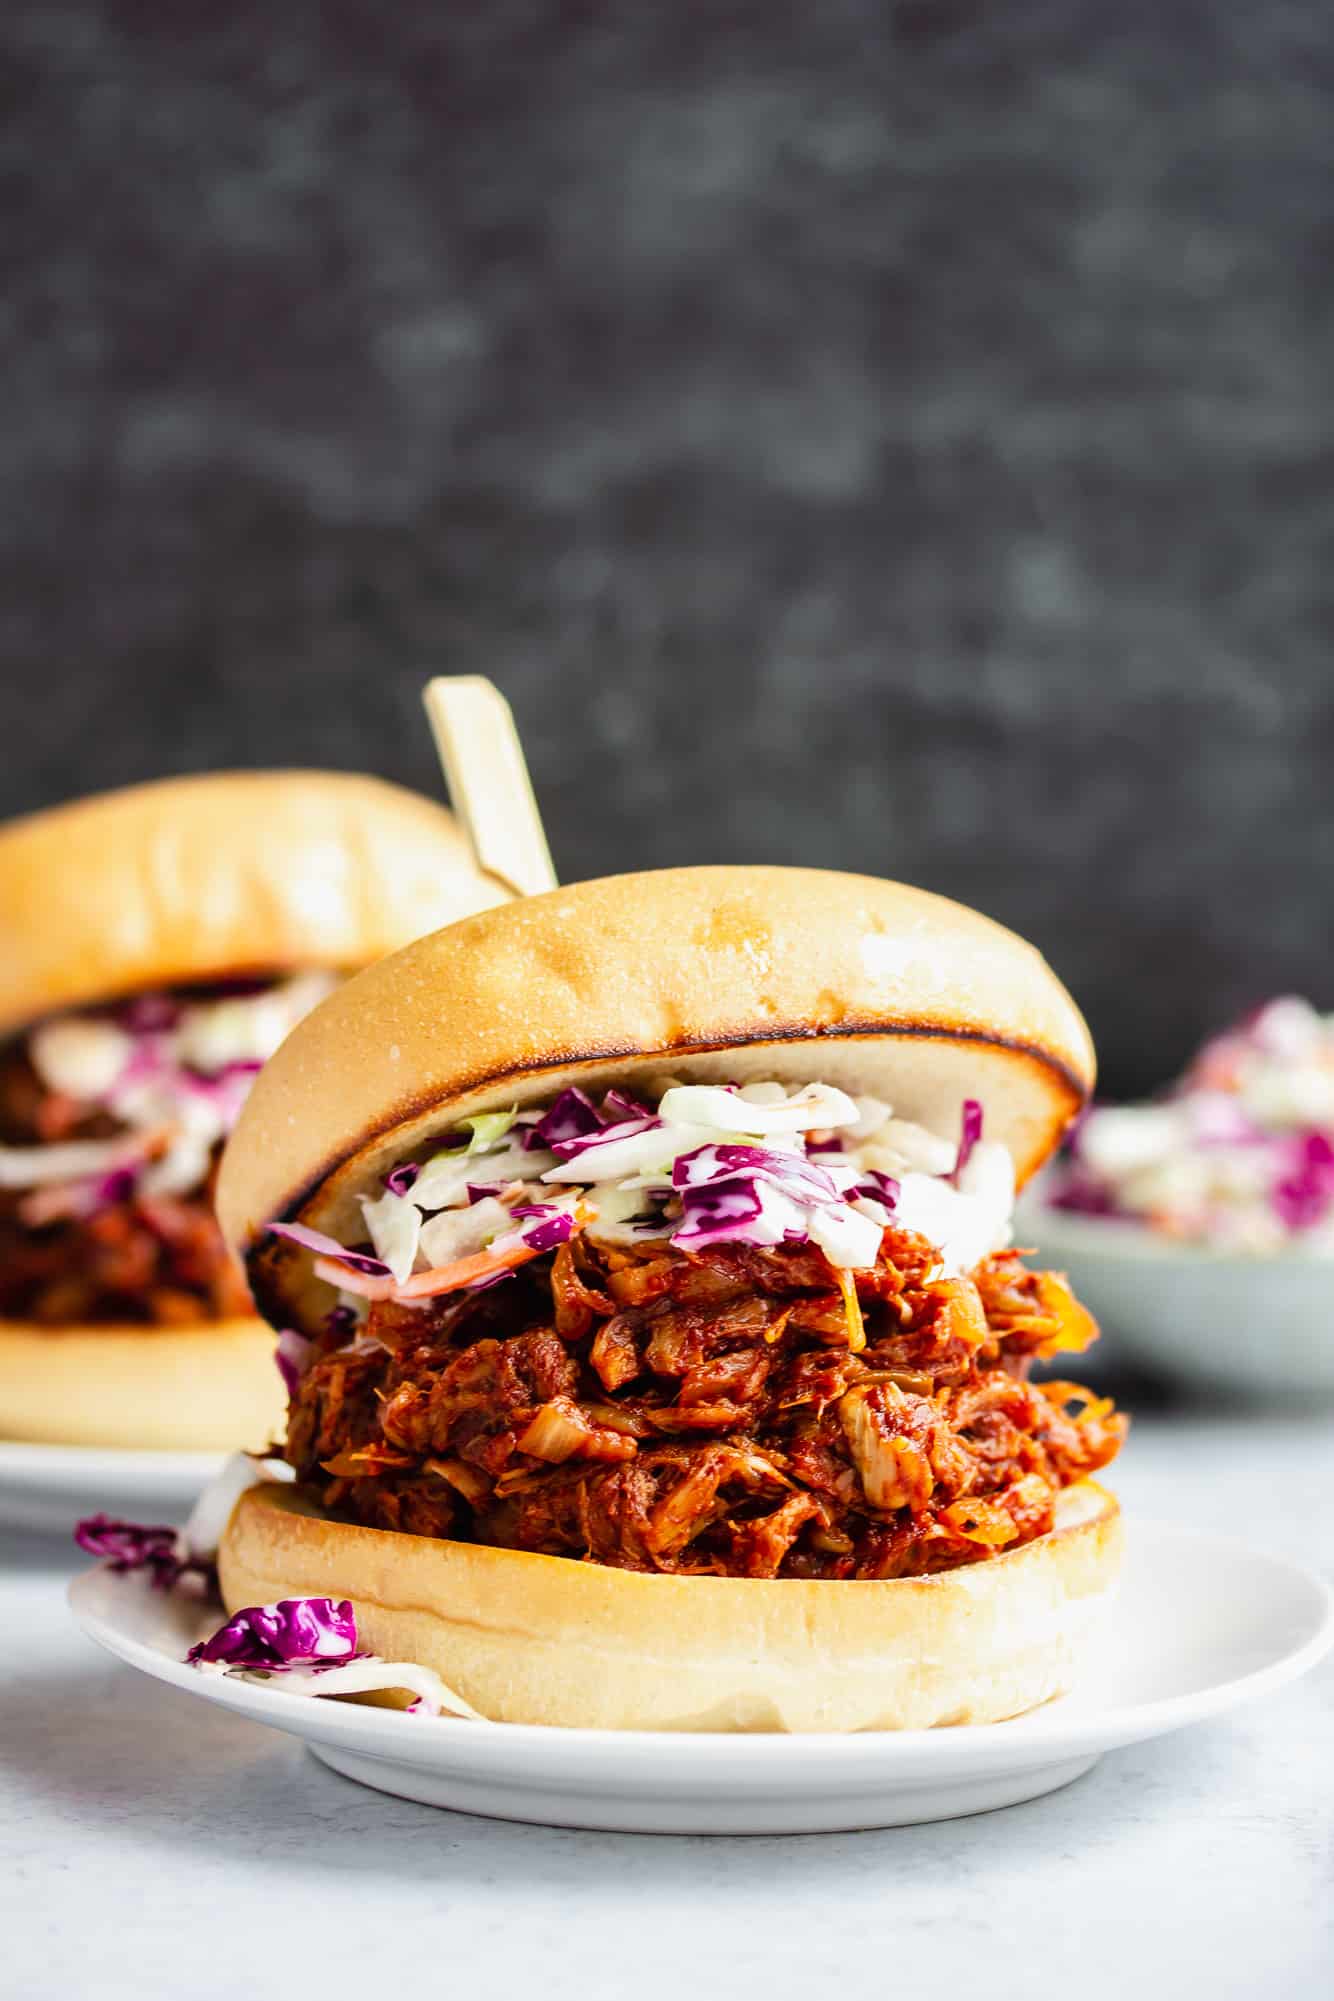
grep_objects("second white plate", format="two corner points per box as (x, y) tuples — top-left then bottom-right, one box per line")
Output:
(69, 1519), (1333, 1834)
(0, 1440), (223, 1537)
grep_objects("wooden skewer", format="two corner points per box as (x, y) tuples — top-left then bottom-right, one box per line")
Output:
(421, 676), (558, 898)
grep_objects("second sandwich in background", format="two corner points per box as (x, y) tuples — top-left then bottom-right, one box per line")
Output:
(0, 770), (511, 1453)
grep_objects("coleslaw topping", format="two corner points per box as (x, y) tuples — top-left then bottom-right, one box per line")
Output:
(266, 1080), (1019, 1320)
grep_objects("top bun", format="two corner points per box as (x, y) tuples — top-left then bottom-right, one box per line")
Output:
(0, 770), (512, 1038)
(217, 866), (1094, 1334)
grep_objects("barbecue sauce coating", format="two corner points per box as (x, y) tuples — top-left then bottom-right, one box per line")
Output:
(287, 1229), (1125, 1580)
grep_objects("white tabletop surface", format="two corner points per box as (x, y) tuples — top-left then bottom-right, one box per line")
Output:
(2, 1399), (1331, 2001)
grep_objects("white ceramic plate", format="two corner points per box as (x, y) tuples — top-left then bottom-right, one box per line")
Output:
(0, 1441), (223, 1536)
(1019, 1200), (1334, 1399)
(68, 1520), (1332, 1834)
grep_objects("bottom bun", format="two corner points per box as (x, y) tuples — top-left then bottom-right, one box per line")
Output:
(0, 1317), (287, 1452)
(219, 1479), (1123, 1732)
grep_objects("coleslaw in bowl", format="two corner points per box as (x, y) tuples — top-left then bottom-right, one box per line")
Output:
(1043, 998), (1334, 1254)
(1025, 999), (1334, 1398)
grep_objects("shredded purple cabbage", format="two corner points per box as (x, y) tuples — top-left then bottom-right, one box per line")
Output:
(1273, 1133), (1334, 1231)
(179, 1058), (263, 1099)
(187, 1597), (362, 1671)
(275, 1328), (314, 1397)
(384, 1162), (420, 1197)
(266, 1221), (391, 1278)
(74, 1514), (184, 1586)
(95, 1166), (138, 1208)
(525, 1087), (604, 1150)
(856, 1170), (901, 1209)
(116, 994), (182, 1034)
(1061, 1103), (1093, 1163)
(671, 1142), (840, 1207)
(674, 1177), (767, 1248)
(954, 1099), (984, 1180)
(601, 1088), (653, 1124)
(509, 1204), (576, 1253)
(74, 1514), (216, 1593)
(548, 1114), (661, 1162)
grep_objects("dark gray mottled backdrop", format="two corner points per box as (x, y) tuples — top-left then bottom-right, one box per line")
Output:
(2, 3), (1332, 1095)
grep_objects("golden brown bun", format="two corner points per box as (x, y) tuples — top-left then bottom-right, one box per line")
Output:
(217, 866), (1094, 1334)
(220, 1479), (1121, 1732)
(0, 1316), (285, 1451)
(0, 770), (512, 1038)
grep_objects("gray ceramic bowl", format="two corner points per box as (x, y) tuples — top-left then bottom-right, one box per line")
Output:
(1018, 1199), (1334, 1401)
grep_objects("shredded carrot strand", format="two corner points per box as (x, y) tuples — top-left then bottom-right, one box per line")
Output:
(394, 1241), (543, 1299)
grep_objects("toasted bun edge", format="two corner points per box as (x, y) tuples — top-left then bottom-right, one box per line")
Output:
(0, 1317), (286, 1452)
(0, 769), (512, 1036)
(218, 1478), (1122, 1732)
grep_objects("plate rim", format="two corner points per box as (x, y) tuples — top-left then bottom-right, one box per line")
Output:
(0, 1439), (229, 1533)
(66, 1517), (1334, 1777)
(0, 1439), (226, 1478)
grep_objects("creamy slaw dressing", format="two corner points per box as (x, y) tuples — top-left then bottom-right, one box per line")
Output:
(346, 1079), (1017, 1298)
